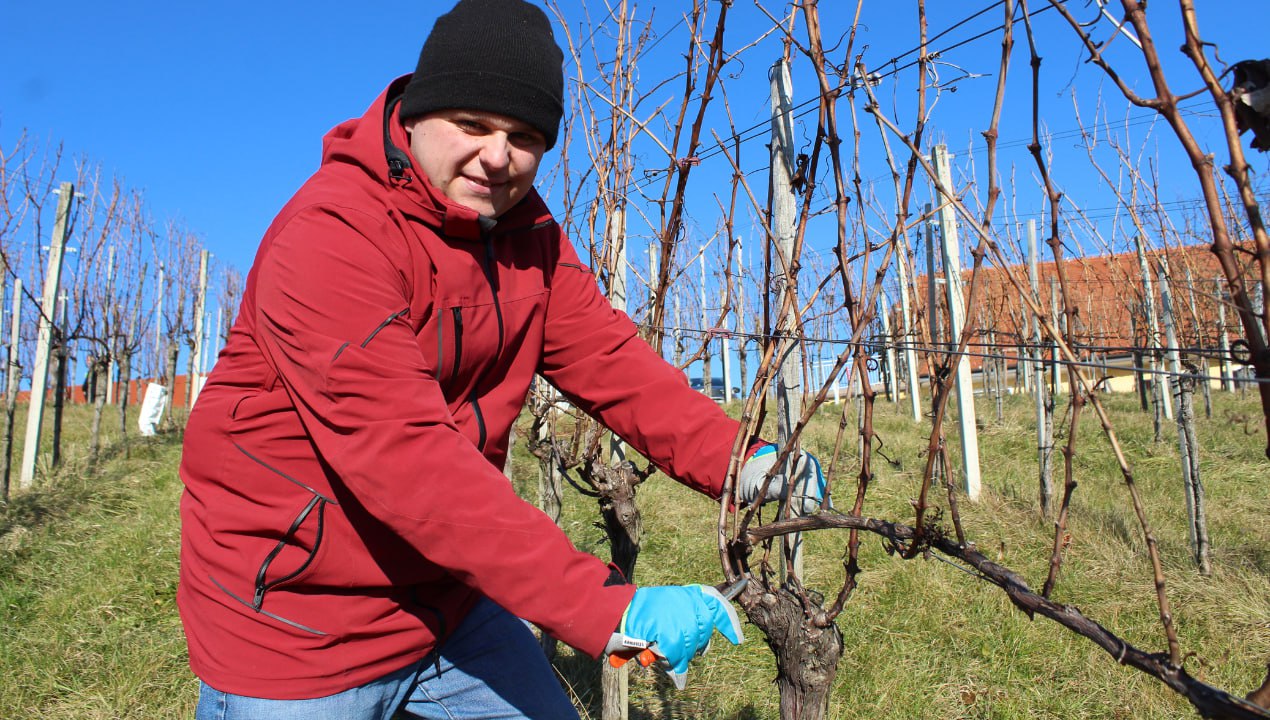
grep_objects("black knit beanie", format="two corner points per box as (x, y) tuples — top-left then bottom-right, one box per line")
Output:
(400, 0), (564, 149)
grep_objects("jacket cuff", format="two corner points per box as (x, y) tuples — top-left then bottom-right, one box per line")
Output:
(575, 581), (637, 659)
(744, 438), (772, 463)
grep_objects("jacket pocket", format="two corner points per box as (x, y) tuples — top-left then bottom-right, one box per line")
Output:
(253, 495), (326, 605)
(206, 490), (330, 637)
(448, 307), (463, 384)
(435, 306), (466, 387)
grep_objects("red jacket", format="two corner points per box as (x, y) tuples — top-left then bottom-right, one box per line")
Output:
(177, 76), (744, 699)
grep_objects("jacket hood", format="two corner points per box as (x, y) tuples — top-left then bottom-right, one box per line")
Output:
(319, 74), (554, 241)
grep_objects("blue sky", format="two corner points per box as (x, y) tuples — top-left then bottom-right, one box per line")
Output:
(2, 1), (1263, 281)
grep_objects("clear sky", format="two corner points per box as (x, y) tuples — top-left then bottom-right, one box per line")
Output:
(2, 0), (1263, 279)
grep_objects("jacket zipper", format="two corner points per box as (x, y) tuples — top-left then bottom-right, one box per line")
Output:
(435, 308), (445, 380)
(464, 236), (507, 453)
(253, 496), (325, 608)
(482, 239), (505, 352)
(450, 308), (463, 385)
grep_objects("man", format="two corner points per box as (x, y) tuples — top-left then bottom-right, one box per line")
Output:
(178, 1), (822, 717)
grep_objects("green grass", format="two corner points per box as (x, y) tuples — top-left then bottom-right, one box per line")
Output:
(1, 390), (1267, 719)
(0, 403), (192, 718)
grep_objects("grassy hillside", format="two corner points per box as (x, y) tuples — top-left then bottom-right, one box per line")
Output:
(0, 405), (191, 718)
(0, 390), (1266, 718)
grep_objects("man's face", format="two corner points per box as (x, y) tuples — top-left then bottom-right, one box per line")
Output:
(405, 109), (546, 219)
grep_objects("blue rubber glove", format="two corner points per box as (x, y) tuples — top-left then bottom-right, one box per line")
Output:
(736, 443), (827, 512)
(608, 585), (744, 688)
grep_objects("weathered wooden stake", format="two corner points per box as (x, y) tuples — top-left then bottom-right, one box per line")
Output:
(770, 55), (805, 576)
(880, 291), (898, 405)
(647, 243), (657, 328)
(700, 251), (711, 397)
(1028, 221), (1053, 516)
(672, 292), (683, 369)
(208, 308), (222, 377)
(1020, 311), (1032, 392)
(20, 181), (74, 490)
(924, 208), (941, 348)
(722, 288), (733, 403)
(736, 241), (748, 397)
(155, 264), (165, 383)
(1049, 276), (1063, 397)
(990, 329), (1003, 422)
(104, 247), (117, 405)
(1159, 259), (1211, 575)
(1182, 266), (1212, 417)
(531, 382), (563, 659)
(602, 205), (631, 720)
(1215, 278), (1231, 392)
(896, 232), (922, 420)
(2, 279), (22, 500)
(1134, 236), (1172, 423)
(189, 250), (210, 406)
(932, 144), (981, 501)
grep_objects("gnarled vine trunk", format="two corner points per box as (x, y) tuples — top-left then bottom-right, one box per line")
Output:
(739, 585), (844, 720)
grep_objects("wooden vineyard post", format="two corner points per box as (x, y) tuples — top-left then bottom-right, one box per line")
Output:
(20, 181), (74, 490)
(1159, 259), (1212, 575)
(2, 279), (22, 500)
(932, 144), (981, 501)
(1134, 236), (1172, 428)
(1028, 221), (1053, 516)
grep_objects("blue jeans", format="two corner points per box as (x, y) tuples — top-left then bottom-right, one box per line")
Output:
(196, 596), (580, 719)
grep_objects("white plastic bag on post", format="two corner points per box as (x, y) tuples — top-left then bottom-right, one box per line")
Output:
(138, 383), (169, 437)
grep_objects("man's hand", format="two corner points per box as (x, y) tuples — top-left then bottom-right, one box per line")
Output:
(736, 443), (827, 512)
(606, 584), (744, 689)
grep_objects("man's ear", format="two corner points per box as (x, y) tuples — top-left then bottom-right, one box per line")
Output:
(402, 116), (422, 138)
